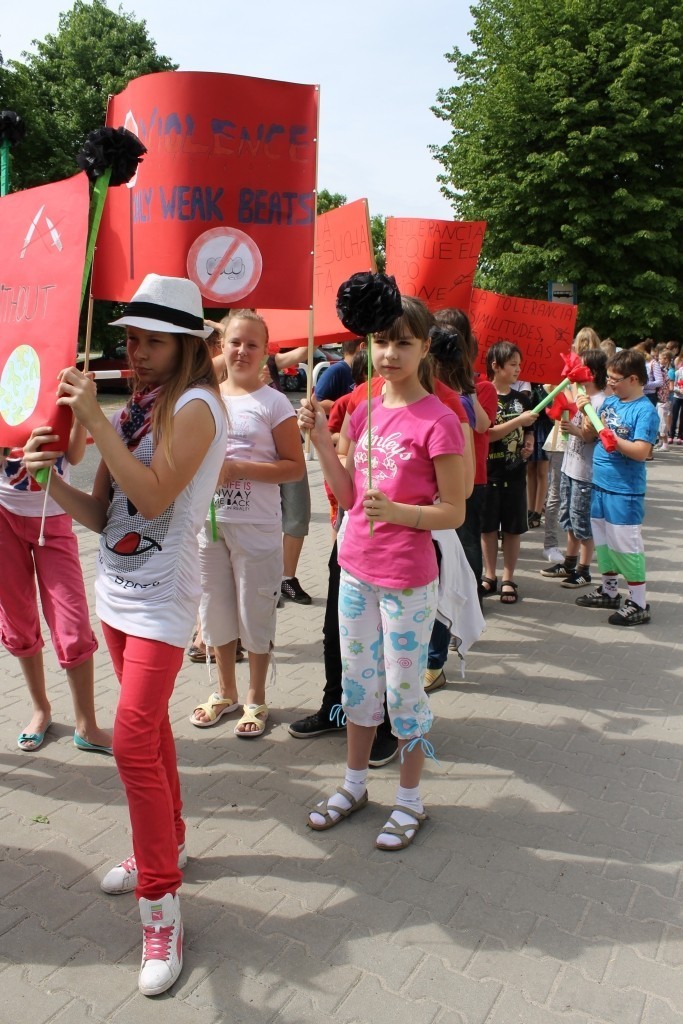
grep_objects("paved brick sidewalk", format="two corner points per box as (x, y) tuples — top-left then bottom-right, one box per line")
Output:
(0, 453), (681, 1023)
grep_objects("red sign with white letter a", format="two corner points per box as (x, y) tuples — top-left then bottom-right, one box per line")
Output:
(92, 71), (318, 310)
(0, 174), (89, 448)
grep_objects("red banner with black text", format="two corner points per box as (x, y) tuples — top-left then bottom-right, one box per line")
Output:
(385, 218), (486, 312)
(470, 288), (577, 384)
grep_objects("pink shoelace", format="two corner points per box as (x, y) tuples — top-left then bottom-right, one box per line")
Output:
(143, 924), (173, 960)
(120, 855), (136, 873)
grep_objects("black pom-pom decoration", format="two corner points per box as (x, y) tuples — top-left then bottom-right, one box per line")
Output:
(336, 271), (403, 336)
(76, 126), (146, 186)
(0, 111), (26, 147)
(428, 326), (463, 365)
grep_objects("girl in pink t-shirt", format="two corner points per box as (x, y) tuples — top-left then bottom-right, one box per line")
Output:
(297, 297), (465, 851)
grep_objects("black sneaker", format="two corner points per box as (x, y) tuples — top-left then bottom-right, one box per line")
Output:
(288, 710), (345, 738)
(540, 563), (571, 579)
(575, 586), (621, 609)
(608, 600), (651, 626)
(281, 577), (312, 605)
(368, 732), (398, 769)
(561, 571), (592, 589)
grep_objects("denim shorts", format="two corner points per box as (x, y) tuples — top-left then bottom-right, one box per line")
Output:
(559, 472), (593, 541)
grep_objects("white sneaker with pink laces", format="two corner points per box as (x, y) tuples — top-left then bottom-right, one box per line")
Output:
(138, 892), (183, 996)
(100, 844), (188, 894)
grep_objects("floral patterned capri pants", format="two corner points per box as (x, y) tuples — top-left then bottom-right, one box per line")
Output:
(338, 569), (436, 740)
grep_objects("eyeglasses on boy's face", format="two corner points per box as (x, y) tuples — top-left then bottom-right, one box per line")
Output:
(607, 375), (627, 384)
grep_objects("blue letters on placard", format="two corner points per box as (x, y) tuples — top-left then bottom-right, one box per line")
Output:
(159, 186), (224, 221)
(237, 189), (314, 225)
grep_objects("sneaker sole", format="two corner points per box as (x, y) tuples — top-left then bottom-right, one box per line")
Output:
(561, 580), (592, 589)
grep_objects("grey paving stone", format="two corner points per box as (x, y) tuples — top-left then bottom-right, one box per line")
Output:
(550, 965), (646, 1024)
(0, 455), (681, 1021)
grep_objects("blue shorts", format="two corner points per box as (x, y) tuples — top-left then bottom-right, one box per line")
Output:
(559, 473), (593, 541)
(590, 486), (644, 527)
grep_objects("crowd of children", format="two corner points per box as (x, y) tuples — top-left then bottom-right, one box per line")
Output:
(1, 272), (673, 999)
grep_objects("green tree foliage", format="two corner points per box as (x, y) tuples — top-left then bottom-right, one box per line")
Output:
(432, 0), (683, 342)
(316, 188), (347, 215)
(1, 0), (175, 190)
(370, 214), (386, 273)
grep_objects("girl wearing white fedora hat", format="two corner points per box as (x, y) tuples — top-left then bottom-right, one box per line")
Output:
(23, 274), (228, 997)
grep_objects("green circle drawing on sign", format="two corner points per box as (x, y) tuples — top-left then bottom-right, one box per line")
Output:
(0, 345), (41, 426)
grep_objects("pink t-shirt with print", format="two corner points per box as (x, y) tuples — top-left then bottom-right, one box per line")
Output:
(339, 393), (464, 589)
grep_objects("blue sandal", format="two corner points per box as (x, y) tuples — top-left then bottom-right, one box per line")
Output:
(17, 718), (52, 752)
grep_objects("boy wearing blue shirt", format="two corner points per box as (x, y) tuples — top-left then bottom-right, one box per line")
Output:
(575, 349), (659, 625)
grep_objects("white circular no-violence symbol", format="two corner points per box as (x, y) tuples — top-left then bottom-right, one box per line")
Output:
(187, 227), (262, 303)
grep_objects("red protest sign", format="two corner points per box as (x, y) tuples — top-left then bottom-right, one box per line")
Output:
(0, 174), (89, 448)
(92, 71), (318, 310)
(470, 288), (577, 384)
(261, 198), (375, 346)
(385, 218), (486, 311)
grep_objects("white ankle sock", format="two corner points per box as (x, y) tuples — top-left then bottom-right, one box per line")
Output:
(628, 582), (647, 608)
(376, 786), (424, 849)
(309, 768), (368, 827)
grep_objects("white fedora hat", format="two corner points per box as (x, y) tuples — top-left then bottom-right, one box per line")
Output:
(110, 274), (213, 339)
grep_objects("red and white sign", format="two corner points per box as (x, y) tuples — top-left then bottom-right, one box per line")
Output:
(92, 70), (318, 309)
(385, 218), (486, 312)
(470, 288), (577, 384)
(187, 227), (263, 304)
(0, 174), (89, 448)
(261, 198), (375, 346)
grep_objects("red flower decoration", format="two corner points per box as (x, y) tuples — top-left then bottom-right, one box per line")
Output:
(547, 391), (578, 421)
(560, 351), (594, 384)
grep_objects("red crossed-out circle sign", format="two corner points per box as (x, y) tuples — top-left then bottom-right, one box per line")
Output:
(187, 227), (263, 304)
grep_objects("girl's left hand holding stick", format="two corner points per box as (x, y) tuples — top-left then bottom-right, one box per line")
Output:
(24, 368), (104, 486)
(362, 487), (395, 524)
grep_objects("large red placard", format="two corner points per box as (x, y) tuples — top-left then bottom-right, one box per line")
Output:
(385, 218), (486, 312)
(91, 71), (318, 310)
(470, 288), (577, 384)
(261, 198), (374, 346)
(0, 174), (89, 448)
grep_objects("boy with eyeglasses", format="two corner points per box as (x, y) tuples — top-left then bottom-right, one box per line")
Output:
(574, 349), (659, 625)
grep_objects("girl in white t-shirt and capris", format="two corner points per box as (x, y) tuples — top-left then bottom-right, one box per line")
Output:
(191, 310), (305, 738)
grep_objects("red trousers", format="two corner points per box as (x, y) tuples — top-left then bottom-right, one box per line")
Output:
(102, 623), (185, 900)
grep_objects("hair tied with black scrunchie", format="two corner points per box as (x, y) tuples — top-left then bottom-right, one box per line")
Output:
(336, 271), (403, 336)
(76, 126), (146, 186)
(0, 110), (26, 147)
(428, 326), (463, 365)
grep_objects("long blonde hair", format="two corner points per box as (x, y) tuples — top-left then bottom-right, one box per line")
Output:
(573, 327), (601, 357)
(138, 334), (221, 467)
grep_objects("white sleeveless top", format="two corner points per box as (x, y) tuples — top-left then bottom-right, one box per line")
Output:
(95, 387), (227, 647)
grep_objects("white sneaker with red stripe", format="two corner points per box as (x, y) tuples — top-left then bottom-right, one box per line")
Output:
(138, 892), (183, 996)
(100, 844), (188, 895)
